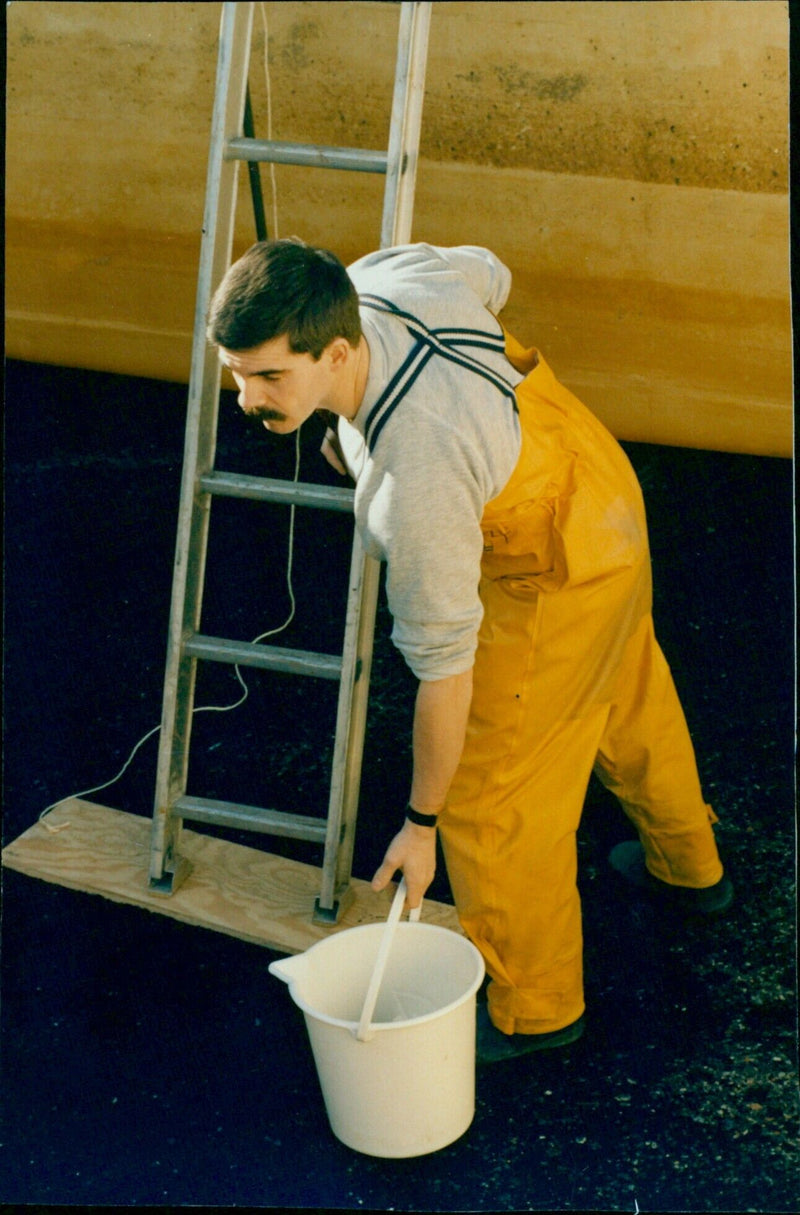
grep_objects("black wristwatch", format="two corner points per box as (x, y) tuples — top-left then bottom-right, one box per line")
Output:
(405, 804), (438, 828)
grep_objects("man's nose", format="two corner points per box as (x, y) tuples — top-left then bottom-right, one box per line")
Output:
(238, 379), (265, 413)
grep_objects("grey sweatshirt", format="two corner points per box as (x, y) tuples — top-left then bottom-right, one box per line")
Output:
(340, 243), (524, 680)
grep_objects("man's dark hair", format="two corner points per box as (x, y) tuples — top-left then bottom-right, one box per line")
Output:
(207, 237), (361, 358)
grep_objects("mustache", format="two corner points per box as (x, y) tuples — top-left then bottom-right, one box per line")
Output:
(244, 407), (286, 423)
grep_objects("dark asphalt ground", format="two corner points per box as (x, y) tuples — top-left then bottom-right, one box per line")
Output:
(2, 358), (798, 1211)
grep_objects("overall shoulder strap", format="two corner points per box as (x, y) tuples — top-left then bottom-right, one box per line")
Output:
(359, 293), (519, 412)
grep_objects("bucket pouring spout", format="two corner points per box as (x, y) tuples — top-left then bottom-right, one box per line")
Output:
(268, 953), (308, 986)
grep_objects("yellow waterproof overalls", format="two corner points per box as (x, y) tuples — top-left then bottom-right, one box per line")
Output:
(438, 332), (724, 1036)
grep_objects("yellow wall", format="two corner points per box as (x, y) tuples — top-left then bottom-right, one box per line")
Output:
(5, 1), (791, 454)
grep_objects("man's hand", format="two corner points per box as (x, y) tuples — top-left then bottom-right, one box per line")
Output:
(320, 426), (348, 476)
(371, 819), (437, 911)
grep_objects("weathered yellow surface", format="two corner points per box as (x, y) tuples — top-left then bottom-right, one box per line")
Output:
(1, 799), (462, 953)
(5, 1), (791, 454)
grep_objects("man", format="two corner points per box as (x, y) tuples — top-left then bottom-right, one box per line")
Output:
(207, 238), (733, 1063)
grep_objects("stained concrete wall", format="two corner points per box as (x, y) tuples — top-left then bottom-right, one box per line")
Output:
(5, 1), (791, 454)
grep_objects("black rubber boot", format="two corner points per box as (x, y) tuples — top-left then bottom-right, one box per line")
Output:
(476, 1003), (585, 1065)
(609, 840), (734, 917)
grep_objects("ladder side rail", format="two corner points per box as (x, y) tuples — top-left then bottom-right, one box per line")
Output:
(380, 1), (432, 248)
(314, 534), (381, 916)
(316, 547), (383, 915)
(316, 2), (432, 917)
(150, 1), (255, 890)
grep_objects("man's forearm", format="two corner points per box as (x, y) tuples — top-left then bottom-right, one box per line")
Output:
(371, 667), (473, 904)
(409, 667), (473, 813)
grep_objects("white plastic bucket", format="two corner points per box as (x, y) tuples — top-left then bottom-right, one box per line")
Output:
(269, 920), (485, 1157)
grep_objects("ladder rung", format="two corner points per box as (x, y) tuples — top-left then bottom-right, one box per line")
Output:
(172, 795), (327, 843)
(200, 471), (354, 512)
(225, 136), (389, 173)
(184, 634), (342, 679)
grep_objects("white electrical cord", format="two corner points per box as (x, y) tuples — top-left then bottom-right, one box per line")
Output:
(39, 3), (289, 832)
(38, 427), (301, 832)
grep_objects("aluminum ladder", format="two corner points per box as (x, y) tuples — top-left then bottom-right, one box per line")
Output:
(147, 1), (431, 921)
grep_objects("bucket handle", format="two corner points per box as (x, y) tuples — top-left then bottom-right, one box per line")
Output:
(354, 879), (420, 1042)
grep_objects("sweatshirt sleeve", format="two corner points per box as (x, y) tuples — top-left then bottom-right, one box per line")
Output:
(355, 409), (492, 681)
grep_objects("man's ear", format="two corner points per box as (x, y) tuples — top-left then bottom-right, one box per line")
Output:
(327, 336), (352, 369)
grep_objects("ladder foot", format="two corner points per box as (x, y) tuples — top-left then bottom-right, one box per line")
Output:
(149, 854), (193, 896)
(312, 885), (355, 925)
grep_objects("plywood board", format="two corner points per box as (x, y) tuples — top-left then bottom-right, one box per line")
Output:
(1, 799), (462, 954)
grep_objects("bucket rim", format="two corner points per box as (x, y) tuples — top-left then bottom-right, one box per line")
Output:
(277, 922), (485, 1034)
